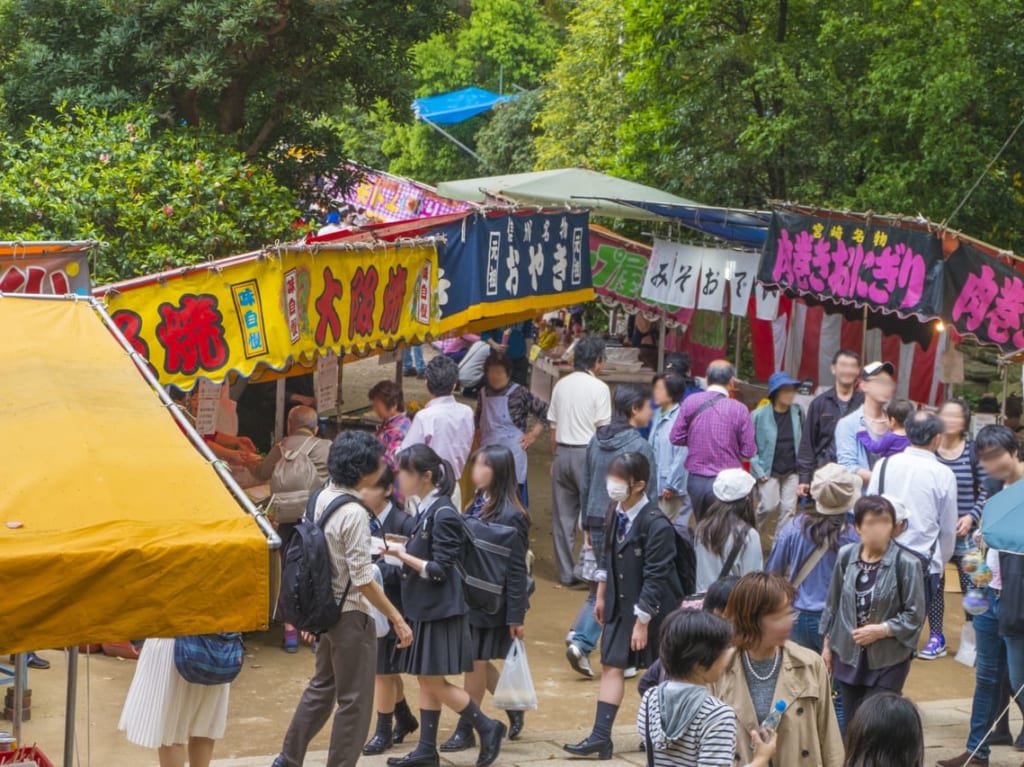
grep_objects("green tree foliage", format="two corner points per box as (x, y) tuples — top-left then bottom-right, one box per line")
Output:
(0, 106), (298, 283)
(536, 0), (1024, 249)
(380, 0), (560, 180)
(0, 0), (447, 201)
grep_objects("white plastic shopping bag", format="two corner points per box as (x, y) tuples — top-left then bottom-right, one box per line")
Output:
(493, 639), (538, 711)
(955, 621), (977, 668)
(370, 565), (390, 639)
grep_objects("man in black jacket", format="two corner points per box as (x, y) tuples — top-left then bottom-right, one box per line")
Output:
(795, 349), (863, 497)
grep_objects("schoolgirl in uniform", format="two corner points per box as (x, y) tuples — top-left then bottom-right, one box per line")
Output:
(362, 466), (420, 755)
(442, 445), (531, 753)
(389, 444), (507, 767)
(564, 452), (683, 760)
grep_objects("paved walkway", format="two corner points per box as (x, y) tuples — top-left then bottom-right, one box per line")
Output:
(205, 699), (1023, 767)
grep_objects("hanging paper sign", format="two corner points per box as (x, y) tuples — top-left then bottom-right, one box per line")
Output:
(946, 241), (1024, 352)
(640, 239), (677, 305)
(727, 251), (761, 317)
(194, 379), (221, 436)
(316, 351), (340, 413)
(755, 285), (781, 320)
(0, 251), (91, 296)
(696, 249), (729, 311)
(666, 245), (703, 309)
(758, 211), (944, 318)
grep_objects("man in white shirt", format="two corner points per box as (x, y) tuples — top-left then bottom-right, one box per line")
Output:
(867, 410), (957, 659)
(401, 355), (475, 508)
(547, 336), (612, 587)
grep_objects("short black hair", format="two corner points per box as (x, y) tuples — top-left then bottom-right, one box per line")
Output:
(484, 350), (512, 377)
(658, 609), (733, 679)
(843, 692), (924, 767)
(853, 495), (896, 527)
(833, 349), (861, 366)
(614, 382), (652, 419)
(653, 372), (687, 404)
(608, 452), (650, 486)
(706, 361), (735, 386)
(328, 431), (384, 487)
(375, 464), (395, 492)
(664, 352), (691, 377)
(975, 424), (1022, 460)
(905, 410), (943, 447)
(703, 575), (740, 615)
(884, 398), (914, 427)
(573, 336), (606, 371)
(938, 398), (972, 436)
(396, 443), (456, 496)
(424, 354), (459, 397)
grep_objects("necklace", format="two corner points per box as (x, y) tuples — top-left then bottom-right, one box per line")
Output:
(742, 649), (781, 681)
(856, 558), (883, 586)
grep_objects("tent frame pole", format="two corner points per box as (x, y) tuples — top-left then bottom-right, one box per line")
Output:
(63, 647), (78, 767)
(657, 317), (666, 372)
(421, 117), (486, 166)
(12, 653), (25, 743)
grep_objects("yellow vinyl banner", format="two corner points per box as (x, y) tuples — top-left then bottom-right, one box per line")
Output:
(104, 243), (438, 388)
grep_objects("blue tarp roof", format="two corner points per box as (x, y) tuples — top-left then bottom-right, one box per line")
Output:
(601, 199), (772, 248)
(412, 87), (517, 125)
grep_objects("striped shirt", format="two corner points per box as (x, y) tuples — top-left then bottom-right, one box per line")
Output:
(936, 442), (987, 521)
(638, 688), (738, 767)
(315, 483), (375, 616)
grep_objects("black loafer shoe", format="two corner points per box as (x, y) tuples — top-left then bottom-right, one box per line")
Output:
(563, 735), (614, 760)
(386, 750), (440, 767)
(507, 710), (525, 740)
(363, 732), (395, 755)
(477, 721), (507, 767)
(440, 728), (476, 753)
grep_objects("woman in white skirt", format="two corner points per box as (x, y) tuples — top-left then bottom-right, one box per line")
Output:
(119, 638), (230, 767)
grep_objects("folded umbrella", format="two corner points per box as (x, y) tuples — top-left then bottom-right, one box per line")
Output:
(981, 479), (1024, 554)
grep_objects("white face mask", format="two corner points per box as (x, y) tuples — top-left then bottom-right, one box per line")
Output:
(606, 478), (630, 503)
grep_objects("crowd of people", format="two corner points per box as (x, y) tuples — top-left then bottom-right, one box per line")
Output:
(114, 329), (1024, 767)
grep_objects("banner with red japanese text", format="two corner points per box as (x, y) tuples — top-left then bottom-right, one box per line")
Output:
(101, 243), (439, 389)
(0, 250), (90, 295)
(758, 211), (945, 320)
(946, 241), (1024, 353)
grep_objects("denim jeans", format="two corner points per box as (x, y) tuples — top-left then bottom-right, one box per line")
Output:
(791, 610), (845, 732)
(967, 593), (1006, 759)
(403, 345), (425, 373)
(569, 528), (605, 654)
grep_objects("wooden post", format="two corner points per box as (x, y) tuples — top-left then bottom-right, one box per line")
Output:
(734, 316), (742, 371)
(860, 305), (869, 361)
(657, 316), (667, 372)
(274, 377), (286, 443)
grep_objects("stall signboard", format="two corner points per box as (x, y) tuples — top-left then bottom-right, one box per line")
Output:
(434, 210), (593, 332)
(946, 240), (1024, 352)
(589, 227), (692, 326)
(104, 243), (439, 388)
(0, 251), (90, 295)
(342, 167), (472, 223)
(758, 211), (945, 319)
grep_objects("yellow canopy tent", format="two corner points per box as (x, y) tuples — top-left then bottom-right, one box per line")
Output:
(0, 294), (274, 653)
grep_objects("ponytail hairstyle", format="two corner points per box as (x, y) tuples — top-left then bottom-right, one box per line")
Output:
(397, 443), (456, 497)
(472, 444), (528, 521)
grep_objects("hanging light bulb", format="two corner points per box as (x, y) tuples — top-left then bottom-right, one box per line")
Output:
(936, 321), (946, 333)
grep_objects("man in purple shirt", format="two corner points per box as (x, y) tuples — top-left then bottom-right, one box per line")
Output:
(670, 359), (756, 522)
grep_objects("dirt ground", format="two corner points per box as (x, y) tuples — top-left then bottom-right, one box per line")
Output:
(2, 354), (985, 764)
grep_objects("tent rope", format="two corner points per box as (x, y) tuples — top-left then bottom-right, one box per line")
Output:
(943, 107), (1024, 227)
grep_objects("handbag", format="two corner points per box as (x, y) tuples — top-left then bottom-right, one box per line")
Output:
(680, 537), (743, 610)
(173, 633), (244, 685)
(493, 639), (539, 711)
(573, 544), (599, 583)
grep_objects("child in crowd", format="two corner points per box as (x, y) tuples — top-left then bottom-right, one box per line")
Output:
(694, 469), (763, 592)
(389, 445), (506, 767)
(442, 446), (531, 751)
(638, 610), (777, 767)
(856, 399), (913, 458)
(564, 453), (683, 760)
(362, 466), (419, 756)
(842, 693), (924, 767)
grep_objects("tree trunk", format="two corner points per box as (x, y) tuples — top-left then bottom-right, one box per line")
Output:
(217, 75), (252, 135)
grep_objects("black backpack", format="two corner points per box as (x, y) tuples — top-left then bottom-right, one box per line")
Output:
(608, 505), (697, 598)
(449, 510), (521, 616)
(276, 490), (368, 635)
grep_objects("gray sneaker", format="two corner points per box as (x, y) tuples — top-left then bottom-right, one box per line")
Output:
(566, 644), (594, 678)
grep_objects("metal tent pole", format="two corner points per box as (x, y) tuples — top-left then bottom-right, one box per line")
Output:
(657, 317), (666, 372)
(64, 647), (79, 767)
(12, 653), (25, 742)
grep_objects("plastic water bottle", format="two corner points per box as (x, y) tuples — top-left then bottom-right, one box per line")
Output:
(760, 700), (787, 732)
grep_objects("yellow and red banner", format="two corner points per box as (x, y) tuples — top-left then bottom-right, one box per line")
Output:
(100, 242), (439, 388)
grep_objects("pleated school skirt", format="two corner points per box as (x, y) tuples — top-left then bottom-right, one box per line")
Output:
(377, 627), (408, 675)
(118, 638), (230, 748)
(402, 615), (473, 677)
(470, 624), (513, 662)
(600, 614), (659, 670)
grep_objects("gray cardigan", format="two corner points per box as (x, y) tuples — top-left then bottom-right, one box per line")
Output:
(820, 541), (926, 670)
